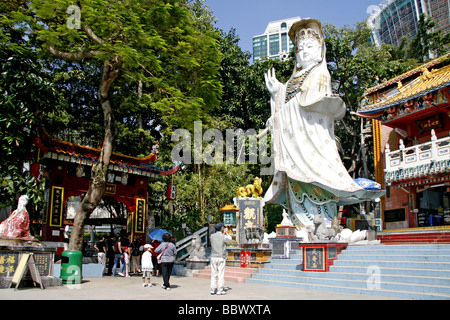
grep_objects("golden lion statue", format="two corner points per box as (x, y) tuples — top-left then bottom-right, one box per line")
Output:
(236, 177), (263, 199)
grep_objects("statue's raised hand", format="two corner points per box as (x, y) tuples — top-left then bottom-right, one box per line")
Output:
(264, 68), (281, 98)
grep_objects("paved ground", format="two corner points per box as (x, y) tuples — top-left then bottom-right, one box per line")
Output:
(0, 274), (407, 301)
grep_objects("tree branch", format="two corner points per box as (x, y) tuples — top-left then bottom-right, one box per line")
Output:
(83, 24), (104, 44)
(48, 46), (100, 61)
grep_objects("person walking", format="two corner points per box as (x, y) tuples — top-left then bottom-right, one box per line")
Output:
(106, 235), (115, 276)
(141, 244), (155, 287)
(210, 222), (232, 295)
(94, 236), (107, 275)
(130, 238), (141, 275)
(123, 246), (130, 277)
(155, 233), (177, 291)
(112, 235), (125, 277)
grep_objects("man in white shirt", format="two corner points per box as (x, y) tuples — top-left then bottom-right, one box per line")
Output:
(209, 222), (232, 295)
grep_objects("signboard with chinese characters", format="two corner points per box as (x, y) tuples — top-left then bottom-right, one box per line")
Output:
(304, 247), (325, 271)
(135, 198), (146, 234)
(0, 252), (19, 277)
(416, 114), (443, 134)
(166, 185), (177, 200)
(31, 252), (53, 277)
(49, 186), (64, 227)
(236, 199), (264, 245)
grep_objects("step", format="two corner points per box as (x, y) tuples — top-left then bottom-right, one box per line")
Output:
(246, 244), (450, 299)
(332, 259), (450, 270)
(258, 267), (450, 286)
(379, 235), (450, 239)
(330, 265), (450, 278)
(377, 236), (450, 243)
(245, 277), (450, 300)
(338, 254), (450, 262)
(345, 244), (450, 250)
(340, 248), (450, 256)
(193, 266), (258, 283)
(250, 271), (450, 294)
(377, 232), (450, 244)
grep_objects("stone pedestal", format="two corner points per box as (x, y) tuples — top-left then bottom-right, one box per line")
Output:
(299, 242), (348, 272)
(270, 237), (304, 259)
(226, 244), (271, 268)
(185, 259), (208, 270)
(0, 238), (62, 288)
(276, 226), (297, 238)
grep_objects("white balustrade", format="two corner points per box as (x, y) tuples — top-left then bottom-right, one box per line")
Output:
(384, 130), (450, 184)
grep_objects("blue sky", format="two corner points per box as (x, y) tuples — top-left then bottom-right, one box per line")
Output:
(204, 0), (381, 53)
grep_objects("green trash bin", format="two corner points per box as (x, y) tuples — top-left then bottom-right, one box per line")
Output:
(60, 250), (83, 284)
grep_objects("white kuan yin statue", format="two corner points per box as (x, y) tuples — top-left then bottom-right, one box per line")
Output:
(263, 18), (384, 228)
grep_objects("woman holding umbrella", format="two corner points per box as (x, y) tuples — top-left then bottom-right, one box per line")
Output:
(155, 232), (177, 291)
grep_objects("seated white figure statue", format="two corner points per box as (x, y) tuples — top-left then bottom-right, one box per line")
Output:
(0, 195), (34, 239)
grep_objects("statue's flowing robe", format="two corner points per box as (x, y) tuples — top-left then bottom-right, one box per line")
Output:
(0, 208), (34, 239)
(264, 62), (384, 227)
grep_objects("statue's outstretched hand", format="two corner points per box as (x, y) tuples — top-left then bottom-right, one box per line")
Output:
(264, 68), (281, 97)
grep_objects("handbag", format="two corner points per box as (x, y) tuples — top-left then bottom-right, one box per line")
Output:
(157, 244), (169, 264)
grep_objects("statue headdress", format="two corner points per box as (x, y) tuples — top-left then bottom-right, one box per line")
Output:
(289, 18), (325, 62)
(286, 18), (330, 102)
(289, 18), (324, 47)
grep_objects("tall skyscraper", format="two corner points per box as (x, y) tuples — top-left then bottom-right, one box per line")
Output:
(368, 0), (450, 47)
(252, 17), (301, 62)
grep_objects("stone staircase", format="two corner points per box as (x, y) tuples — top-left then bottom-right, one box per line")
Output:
(193, 265), (259, 283)
(246, 244), (450, 300)
(377, 229), (450, 244)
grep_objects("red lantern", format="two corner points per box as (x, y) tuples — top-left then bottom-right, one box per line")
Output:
(166, 185), (177, 200)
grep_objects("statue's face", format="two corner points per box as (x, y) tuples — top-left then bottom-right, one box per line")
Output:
(18, 196), (28, 207)
(296, 37), (322, 69)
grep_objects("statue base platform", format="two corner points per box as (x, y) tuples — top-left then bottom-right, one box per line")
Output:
(226, 244), (271, 268)
(276, 226), (297, 238)
(185, 259), (208, 270)
(0, 238), (62, 288)
(299, 242), (348, 272)
(270, 237), (304, 259)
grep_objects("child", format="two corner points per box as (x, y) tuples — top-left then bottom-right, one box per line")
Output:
(123, 246), (130, 277)
(141, 244), (155, 287)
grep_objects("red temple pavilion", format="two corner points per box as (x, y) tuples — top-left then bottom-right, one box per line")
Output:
(357, 53), (450, 242)
(32, 130), (180, 247)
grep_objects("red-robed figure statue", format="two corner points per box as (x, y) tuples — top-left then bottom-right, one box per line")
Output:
(0, 195), (34, 239)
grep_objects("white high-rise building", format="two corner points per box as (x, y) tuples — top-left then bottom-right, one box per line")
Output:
(368, 0), (450, 47)
(252, 17), (301, 62)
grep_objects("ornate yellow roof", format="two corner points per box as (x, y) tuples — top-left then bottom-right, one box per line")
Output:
(219, 204), (239, 212)
(358, 53), (450, 118)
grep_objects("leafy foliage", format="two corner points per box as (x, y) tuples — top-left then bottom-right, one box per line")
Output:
(0, 43), (57, 210)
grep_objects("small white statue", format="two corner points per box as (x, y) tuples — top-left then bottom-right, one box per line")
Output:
(335, 228), (368, 243)
(280, 209), (294, 227)
(189, 234), (206, 260)
(312, 214), (338, 241)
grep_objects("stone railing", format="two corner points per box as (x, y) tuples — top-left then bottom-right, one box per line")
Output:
(175, 226), (209, 261)
(385, 130), (450, 185)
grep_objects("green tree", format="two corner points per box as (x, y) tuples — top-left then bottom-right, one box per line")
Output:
(216, 28), (293, 131)
(0, 43), (58, 215)
(324, 22), (417, 179)
(2, 0), (222, 250)
(408, 13), (450, 62)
